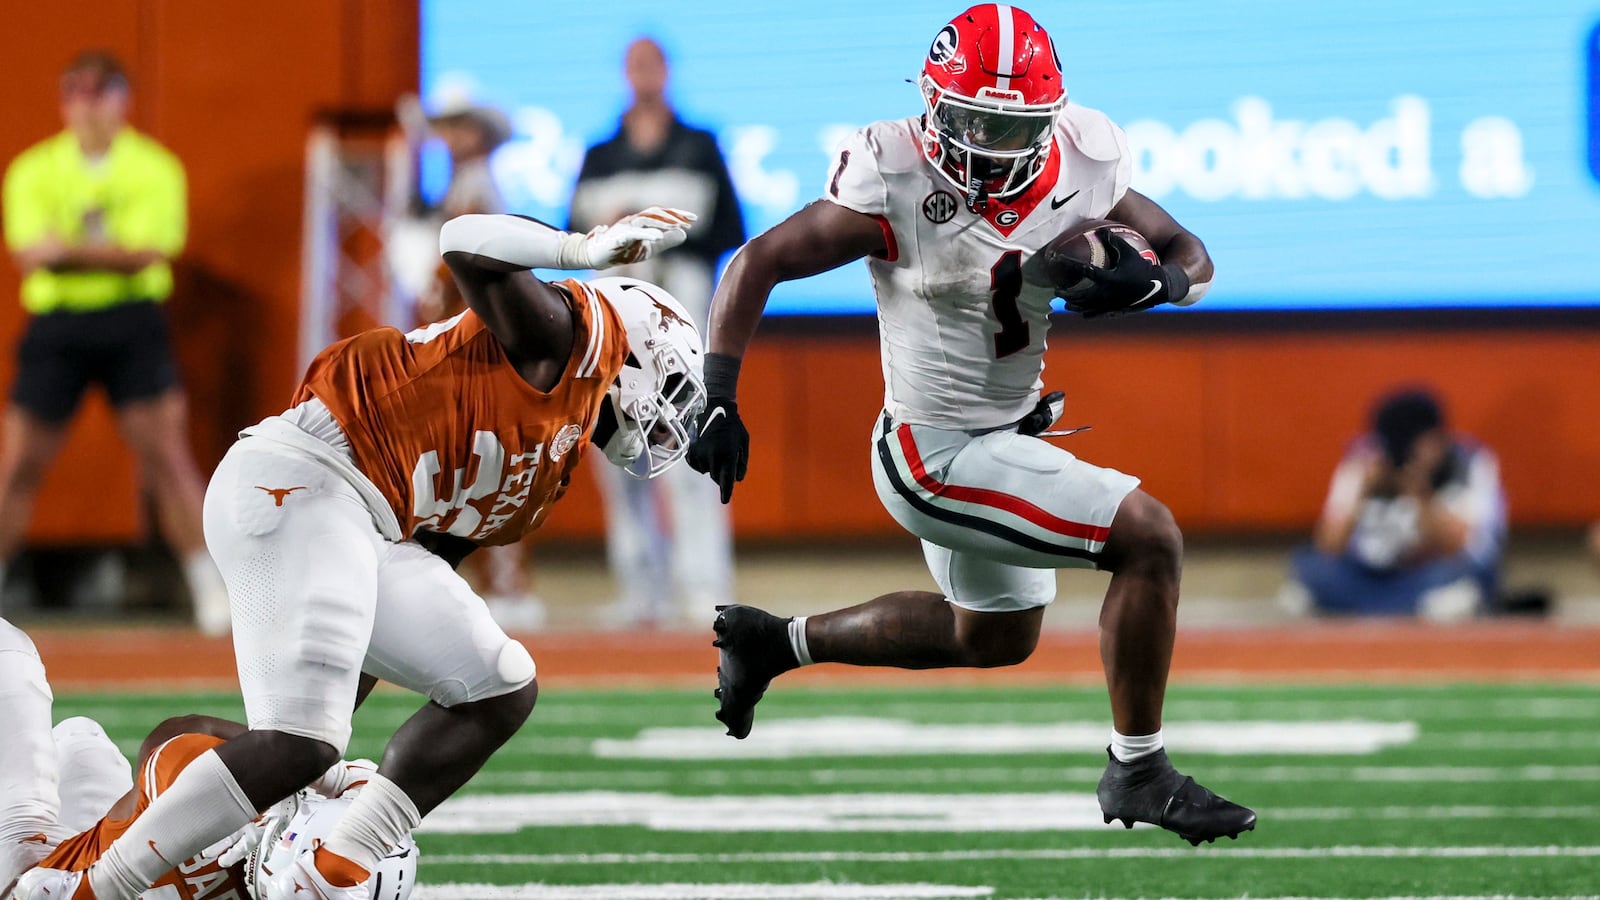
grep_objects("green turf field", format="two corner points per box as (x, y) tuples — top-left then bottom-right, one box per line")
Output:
(56, 681), (1600, 899)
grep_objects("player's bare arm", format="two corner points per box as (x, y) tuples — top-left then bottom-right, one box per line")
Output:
(439, 218), (582, 391)
(1106, 189), (1214, 291)
(707, 200), (888, 356)
(136, 715), (247, 767)
(440, 209), (694, 390)
(689, 200), (886, 501)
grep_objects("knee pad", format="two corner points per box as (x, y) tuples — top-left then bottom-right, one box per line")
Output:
(51, 716), (120, 757)
(53, 717), (133, 833)
(430, 639), (536, 708)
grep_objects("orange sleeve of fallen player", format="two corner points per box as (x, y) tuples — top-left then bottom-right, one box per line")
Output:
(39, 733), (232, 871)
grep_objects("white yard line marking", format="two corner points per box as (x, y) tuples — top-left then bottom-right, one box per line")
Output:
(421, 792), (1600, 835)
(1271, 805), (1600, 820)
(468, 763), (1600, 790)
(413, 883), (992, 899)
(591, 719), (1418, 759)
(1421, 731), (1600, 750)
(421, 791), (1107, 834)
(424, 846), (1600, 866)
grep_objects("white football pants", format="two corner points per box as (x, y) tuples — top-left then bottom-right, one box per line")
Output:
(871, 415), (1140, 613)
(204, 436), (536, 753)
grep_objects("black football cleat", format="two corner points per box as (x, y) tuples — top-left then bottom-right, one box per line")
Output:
(712, 604), (799, 739)
(1096, 747), (1256, 846)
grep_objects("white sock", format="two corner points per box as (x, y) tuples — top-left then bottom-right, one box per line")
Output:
(1110, 729), (1164, 763)
(321, 773), (420, 874)
(89, 750), (255, 900)
(787, 616), (813, 667)
(0, 621), (69, 892)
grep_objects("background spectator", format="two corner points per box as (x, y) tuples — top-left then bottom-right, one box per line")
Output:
(569, 36), (745, 626)
(0, 50), (229, 633)
(392, 88), (513, 324)
(1283, 387), (1506, 621)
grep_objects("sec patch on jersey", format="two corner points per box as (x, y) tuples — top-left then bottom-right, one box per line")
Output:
(1029, 219), (1159, 300)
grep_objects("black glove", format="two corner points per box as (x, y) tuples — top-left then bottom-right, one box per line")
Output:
(687, 397), (748, 503)
(1017, 391), (1066, 437)
(1059, 230), (1190, 319)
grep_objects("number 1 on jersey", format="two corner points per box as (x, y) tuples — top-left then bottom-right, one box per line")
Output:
(989, 250), (1027, 358)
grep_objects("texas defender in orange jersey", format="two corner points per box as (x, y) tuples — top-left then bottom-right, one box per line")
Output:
(31, 208), (708, 900)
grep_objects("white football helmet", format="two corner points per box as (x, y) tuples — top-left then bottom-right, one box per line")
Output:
(589, 276), (706, 479)
(246, 793), (417, 900)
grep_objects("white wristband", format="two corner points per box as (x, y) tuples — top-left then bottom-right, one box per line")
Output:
(1171, 279), (1211, 308)
(439, 214), (591, 271)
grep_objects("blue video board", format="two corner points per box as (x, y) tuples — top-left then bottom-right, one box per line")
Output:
(423, 1), (1600, 313)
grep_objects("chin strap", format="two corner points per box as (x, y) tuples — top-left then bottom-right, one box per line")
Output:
(964, 156), (994, 212)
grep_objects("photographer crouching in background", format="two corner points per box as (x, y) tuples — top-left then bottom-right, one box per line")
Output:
(1283, 387), (1506, 622)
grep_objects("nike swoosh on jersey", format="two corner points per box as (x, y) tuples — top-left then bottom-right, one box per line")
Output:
(1049, 190), (1080, 210)
(1137, 280), (1164, 304)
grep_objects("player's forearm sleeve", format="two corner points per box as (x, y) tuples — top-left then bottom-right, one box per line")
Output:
(439, 214), (590, 270)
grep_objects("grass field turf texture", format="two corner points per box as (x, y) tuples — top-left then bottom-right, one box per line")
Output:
(53, 681), (1600, 899)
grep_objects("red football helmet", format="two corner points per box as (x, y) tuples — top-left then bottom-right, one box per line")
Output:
(919, 4), (1067, 210)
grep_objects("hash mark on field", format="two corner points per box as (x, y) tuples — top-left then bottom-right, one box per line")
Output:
(426, 846), (1600, 866)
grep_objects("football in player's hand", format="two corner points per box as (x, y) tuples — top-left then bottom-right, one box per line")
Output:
(1032, 219), (1159, 300)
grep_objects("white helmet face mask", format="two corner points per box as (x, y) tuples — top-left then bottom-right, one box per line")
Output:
(589, 277), (707, 479)
(920, 73), (1065, 202)
(247, 793), (418, 900)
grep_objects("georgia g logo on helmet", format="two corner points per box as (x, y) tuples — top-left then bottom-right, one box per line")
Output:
(928, 23), (964, 72)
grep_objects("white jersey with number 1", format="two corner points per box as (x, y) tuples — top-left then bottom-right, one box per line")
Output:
(824, 105), (1133, 431)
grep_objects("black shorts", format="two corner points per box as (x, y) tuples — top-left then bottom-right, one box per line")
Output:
(11, 300), (182, 423)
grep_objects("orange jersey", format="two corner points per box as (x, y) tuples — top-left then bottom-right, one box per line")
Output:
(41, 733), (251, 900)
(293, 278), (628, 545)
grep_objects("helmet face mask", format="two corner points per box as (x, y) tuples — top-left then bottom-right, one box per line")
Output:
(919, 4), (1067, 207)
(247, 793), (418, 900)
(589, 277), (706, 479)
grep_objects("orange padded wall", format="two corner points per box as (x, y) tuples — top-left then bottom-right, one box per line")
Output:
(535, 326), (1600, 541)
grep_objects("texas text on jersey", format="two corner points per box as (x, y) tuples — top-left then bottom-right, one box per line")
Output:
(286, 279), (629, 546)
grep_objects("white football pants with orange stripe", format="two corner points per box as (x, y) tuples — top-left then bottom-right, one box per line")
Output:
(870, 414), (1140, 613)
(204, 436), (536, 753)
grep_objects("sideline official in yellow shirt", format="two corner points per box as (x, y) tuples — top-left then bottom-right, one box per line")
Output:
(0, 50), (231, 634)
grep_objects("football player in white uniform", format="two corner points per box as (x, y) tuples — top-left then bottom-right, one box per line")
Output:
(0, 616), (413, 900)
(687, 3), (1255, 846)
